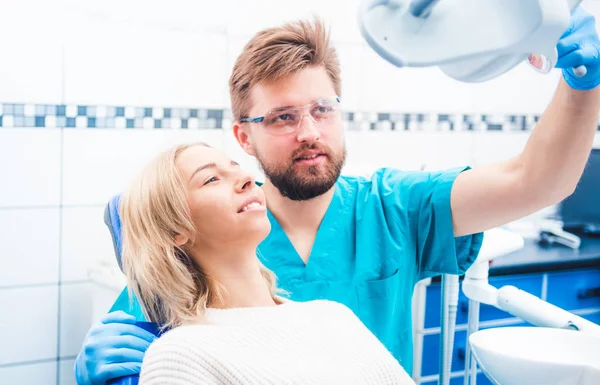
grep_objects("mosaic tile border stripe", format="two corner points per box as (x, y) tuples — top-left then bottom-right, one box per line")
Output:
(1, 102), (598, 131)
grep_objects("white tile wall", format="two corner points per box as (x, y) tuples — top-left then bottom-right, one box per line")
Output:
(61, 206), (116, 282)
(343, 131), (475, 175)
(60, 283), (93, 357)
(0, 361), (57, 385)
(0, 130), (62, 207)
(0, 286), (58, 365)
(227, 0), (364, 44)
(0, 0), (63, 105)
(336, 43), (364, 112)
(61, 130), (226, 206)
(59, 359), (77, 385)
(0, 208), (60, 287)
(62, 19), (229, 108)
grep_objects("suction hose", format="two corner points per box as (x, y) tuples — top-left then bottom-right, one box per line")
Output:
(439, 274), (459, 385)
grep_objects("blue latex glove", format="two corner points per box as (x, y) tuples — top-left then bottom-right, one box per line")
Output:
(556, 7), (600, 91)
(74, 311), (156, 385)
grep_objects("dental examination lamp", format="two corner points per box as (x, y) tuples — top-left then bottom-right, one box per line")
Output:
(358, 0), (587, 83)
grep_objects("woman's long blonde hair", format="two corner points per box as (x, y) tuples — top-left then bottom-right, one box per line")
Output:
(119, 142), (279, 329)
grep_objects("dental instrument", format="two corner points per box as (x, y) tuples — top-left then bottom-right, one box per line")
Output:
(358, 0), (587, 83)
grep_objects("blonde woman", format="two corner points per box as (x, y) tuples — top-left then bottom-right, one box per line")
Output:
(119, 142), (414, 385)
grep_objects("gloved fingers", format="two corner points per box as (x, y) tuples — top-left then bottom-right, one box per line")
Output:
(96, 323), (157, 344)
(557, 33), (583, 58)
(101, 311), (137, 325)
(105, 347), (147, 364)
(97, 362), (142, 383)
(556, 43), (600, 69)
(100, 334), (154, 352)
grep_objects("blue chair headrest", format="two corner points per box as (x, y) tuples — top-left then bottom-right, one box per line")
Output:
(104, 194), (124, 271)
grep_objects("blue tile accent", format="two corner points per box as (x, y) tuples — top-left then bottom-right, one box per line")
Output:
(45, 105), (57, 115)
(207, 109), (222, 119)
(35, 105), (46, 116)
(14, 104), (25, 116)
(0, 101), (561, 132)
(0, 116), (2, 126)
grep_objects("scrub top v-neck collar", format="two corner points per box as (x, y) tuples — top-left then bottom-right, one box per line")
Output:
(258, 180), (352, 284)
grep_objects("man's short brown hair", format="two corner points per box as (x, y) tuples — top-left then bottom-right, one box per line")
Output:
(229, 17), (342, 121)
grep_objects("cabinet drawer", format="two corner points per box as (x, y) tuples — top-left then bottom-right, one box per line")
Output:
(546, 269), (600, 311)
(424, 274), (543, 329)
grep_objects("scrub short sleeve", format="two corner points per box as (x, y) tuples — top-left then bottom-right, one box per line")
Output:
(373, 167), (483, 281)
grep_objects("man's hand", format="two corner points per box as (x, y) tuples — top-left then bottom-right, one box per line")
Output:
(74, 311), (155, 385)
(557, 7), (600, 91)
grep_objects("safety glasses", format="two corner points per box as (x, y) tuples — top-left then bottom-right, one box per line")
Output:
(240, 96), (342, 135)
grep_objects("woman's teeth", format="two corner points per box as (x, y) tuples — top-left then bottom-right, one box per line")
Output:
(240, 202), (261, 212)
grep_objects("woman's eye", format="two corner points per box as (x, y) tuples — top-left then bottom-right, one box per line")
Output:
(203, 176), (218, 185)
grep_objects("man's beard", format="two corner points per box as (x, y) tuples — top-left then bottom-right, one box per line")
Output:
(257, 143), (346, 201)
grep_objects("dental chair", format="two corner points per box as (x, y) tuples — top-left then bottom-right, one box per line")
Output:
(104, 195), (123, 271)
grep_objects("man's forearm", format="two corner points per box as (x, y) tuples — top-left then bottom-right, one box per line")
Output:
(518, 78), (600, 205)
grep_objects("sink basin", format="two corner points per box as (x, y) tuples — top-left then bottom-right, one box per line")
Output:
(469, 326), (600, 385)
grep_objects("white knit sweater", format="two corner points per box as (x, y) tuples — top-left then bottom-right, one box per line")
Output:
(139, 299), (414, 385)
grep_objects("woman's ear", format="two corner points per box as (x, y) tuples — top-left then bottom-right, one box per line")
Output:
(174, 234), (189, 247)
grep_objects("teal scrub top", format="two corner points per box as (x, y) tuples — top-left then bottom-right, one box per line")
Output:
(111, 166), (484, 375)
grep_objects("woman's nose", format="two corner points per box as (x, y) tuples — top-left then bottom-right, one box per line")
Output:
(235, 172), (254, 192)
